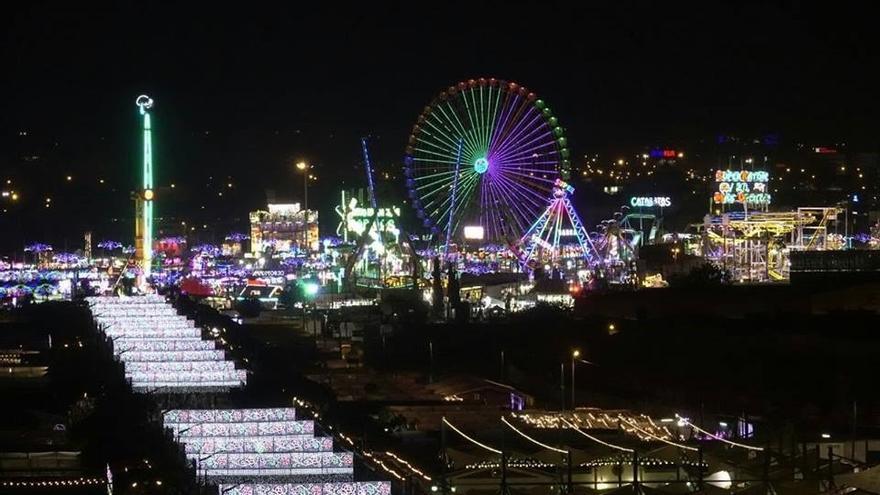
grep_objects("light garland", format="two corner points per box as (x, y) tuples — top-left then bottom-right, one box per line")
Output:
(383, 451), (431, 482)
(442, 417), (502, 454)
(362, 451), (405, 480)
(512, 411), (673, 443)
(579, 455), (707, 468)
(465, 458), (555, 470)
(618, 416), (697, 451)
(0, 478), (105, 487)
(293, 396), (428, 483)
(675, 415), (763, 451)
(501, 416), (567, 454)
(560, 418), (633, 453)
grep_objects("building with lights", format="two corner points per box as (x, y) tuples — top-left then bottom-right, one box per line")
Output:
(249, 203), (318, 254)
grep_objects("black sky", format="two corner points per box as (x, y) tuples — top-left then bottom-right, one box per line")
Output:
(1, 2), (878, 249)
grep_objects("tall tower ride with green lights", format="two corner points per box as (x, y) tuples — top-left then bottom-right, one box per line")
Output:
(135, 95), (155, 281)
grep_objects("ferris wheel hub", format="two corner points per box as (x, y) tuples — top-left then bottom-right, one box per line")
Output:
(473, 157), (489, 174)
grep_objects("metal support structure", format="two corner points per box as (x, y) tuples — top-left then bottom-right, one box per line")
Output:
(444, 138), (464, 262)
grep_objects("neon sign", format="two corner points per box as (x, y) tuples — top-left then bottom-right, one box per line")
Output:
(713, 170), (771, 206)
(630, 196), (671, 208)
(649, 149), (682, 159)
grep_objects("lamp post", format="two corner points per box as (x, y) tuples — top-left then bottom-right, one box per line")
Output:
(571, 349), (580, 408)
(296, 161), (309, 252)
(571, 350), (595, 410)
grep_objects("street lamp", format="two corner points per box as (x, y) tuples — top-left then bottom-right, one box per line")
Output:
(571, 350), (595, 409)
(295, 161), (309, 252)
(571, 350), (580, 408)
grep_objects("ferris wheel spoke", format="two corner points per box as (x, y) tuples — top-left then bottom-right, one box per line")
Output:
(493, 129), (557, 165)
(489, 94), (535, 152)
(421, 116), (477, 159)
(425, 119), (478, 157)
(491, 173), (550, 210)
(429, 172), (480, 233)
(493, 176), (556, 199)
(411, 168), (459, 181)
(447, 173), (481, 236)
(437, 102), (482, 159)
(461, 89), (483, 155)
(499, 168), (559, 185)
(490, 107), (545, 161)
(487, 91), (517, 154)
(482, 177), (512, 240)
(487, 174), (543, 222)
(412, 144), (464, 163)
(494, 148), (559, 168)
(425, 112), (478, 162)
(485, 87), (504, 159)
(489, 93), (529, 156)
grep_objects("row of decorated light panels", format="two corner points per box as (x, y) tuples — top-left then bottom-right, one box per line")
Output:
(89, 297), (389, 494)
(165, 408), (390, 494)
(88, 296), (246, 391)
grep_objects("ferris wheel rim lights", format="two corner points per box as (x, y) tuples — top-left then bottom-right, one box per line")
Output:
(405, 77), (569, 243)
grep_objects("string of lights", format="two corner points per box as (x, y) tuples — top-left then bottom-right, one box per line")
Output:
(293, 397), (430, 483)
(560, 418), (634, 453)
(442, 417), (502, 454)
(0, 478), (105, 487)
(675, 415), (764, 451)
(465, 458), (556, 470)
(362, 451), (405, 481)
(618, 416), (697, 451)
(501, 416), (568, 454)
(383, 451), (432, 482)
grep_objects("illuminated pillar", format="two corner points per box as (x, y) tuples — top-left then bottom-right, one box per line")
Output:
(136, 95), (155, 280)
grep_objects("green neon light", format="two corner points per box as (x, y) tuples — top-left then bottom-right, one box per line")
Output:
(137, 95), (154, 279)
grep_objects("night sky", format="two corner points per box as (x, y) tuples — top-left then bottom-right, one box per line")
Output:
(1, 2), (878, 251)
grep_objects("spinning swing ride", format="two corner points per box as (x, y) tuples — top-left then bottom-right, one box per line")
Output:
(404, 78), (599, 271)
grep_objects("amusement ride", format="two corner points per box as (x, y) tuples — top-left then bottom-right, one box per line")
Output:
(404, 78), (600, 278)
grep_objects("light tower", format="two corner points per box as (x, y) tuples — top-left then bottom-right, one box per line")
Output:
(135, 95), (155, 281)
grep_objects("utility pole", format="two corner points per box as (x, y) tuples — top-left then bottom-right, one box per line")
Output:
(560, 362), (565, 412)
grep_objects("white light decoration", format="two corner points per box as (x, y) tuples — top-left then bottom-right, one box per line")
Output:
(217, 482), (391, 495)
(195, 451), (353, 476)
(125, 361), (236, 372)
(89, 299), (384, 492)
(109, 328), (202, 339)
(164, 408), (297, 424)
(182, 435), (333, 454)
(169, 420), (315, 437)
(126, 370), (247, 383)
(88, 296), (245, 391)
(114, 339), (216, 352)
(122, 350), (227, 362)
(463, 225), (484, 240)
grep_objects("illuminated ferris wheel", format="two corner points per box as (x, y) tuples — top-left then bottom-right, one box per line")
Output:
(404, 78), (571, 245)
